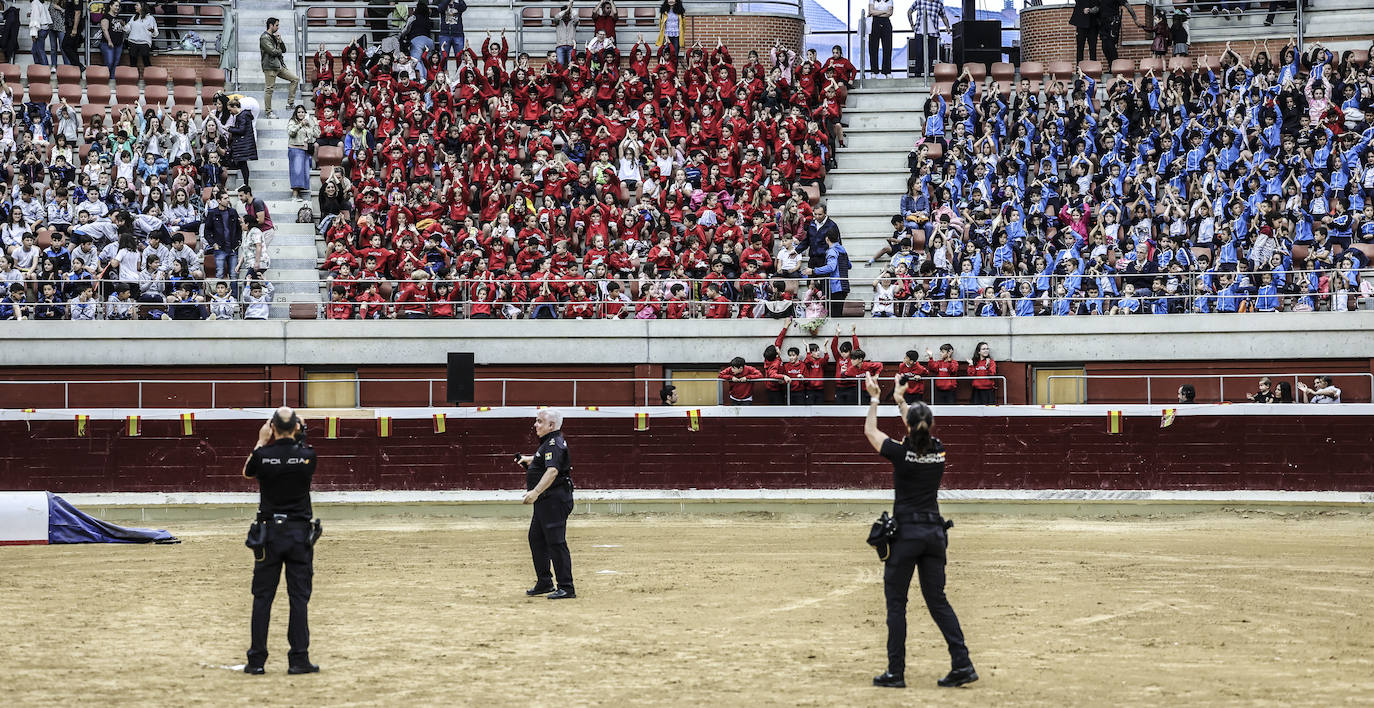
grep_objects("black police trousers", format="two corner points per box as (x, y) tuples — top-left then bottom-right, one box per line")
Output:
(530, 486), (575, 592)
(883, 524), (970, 676)
(248, 522), (313, 667)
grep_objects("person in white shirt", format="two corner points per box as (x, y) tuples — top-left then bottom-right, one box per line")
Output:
(69, 285), (100, 320)
(868, 0), (895, 77)
(240, 278), (274, 319)
(871, 271), (897, 316)
(105, 286), (134, 319)
(1298, 376), (1341, 404)
(208, 280), (237, 319)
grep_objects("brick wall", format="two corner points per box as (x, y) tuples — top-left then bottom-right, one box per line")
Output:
(148, 53), (223, 71)
(1021, 4), (1374, 64)
(682, 14), (805, 66)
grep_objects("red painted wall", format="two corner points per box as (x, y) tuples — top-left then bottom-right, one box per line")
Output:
(2, 414), (1369, 493)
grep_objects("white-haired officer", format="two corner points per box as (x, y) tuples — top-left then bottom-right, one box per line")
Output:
(515, 408), (576, 599)
(241, 406), (321, 675)
(862, 374), (976, 689)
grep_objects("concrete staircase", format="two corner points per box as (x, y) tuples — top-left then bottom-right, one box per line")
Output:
(1170, 0), (1374, 47)
(236, 2), (321, 318)
(827, 78), (928, 310)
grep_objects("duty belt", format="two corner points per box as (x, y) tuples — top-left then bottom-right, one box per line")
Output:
(256, 512), (312, 524)
(899, 512), (947, 526)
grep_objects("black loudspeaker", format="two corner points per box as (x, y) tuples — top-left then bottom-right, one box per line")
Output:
(952, 20), (1001, 66)
(447, 352), (475, 403)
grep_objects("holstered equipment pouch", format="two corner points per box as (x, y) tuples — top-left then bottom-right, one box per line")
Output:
(866, 511), (899, 561)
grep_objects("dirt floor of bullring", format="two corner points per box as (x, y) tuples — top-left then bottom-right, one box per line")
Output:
(3, 511), (1373, 706)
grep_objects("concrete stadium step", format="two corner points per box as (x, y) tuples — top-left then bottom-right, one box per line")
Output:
(842, 130), (919, 152)
(832, 148), (909, 169)
(264, 268), (321, 294)
(845, 111), (923, 132)
(825, 195), (902, 217)
(826, 214), (900, 234)
(825, 170), (911, 196)
(844, 88), (926, 113)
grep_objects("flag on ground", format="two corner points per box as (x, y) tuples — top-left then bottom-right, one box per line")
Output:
(180, 413), (195, 436)
(1107, 410), (1123, 434)
(634, 412), (649, 431)
(687, 409), (700, 432)
(1160, 408), (1177, 428)
(74, 414), (89, 437)
(433, 413), (447, 434)
(377, 417), (393, 438)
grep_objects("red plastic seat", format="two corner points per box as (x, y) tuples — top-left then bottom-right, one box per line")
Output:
(1048, 60), (1073, 80)
(85, 65), (110, 85)
(521, 7), (543, 26)
(144, 84), (169, 105)
(1109, 59), (1135, 78)
(81, 103), (106, 121)
(961, 63), (987, 84)
(56, 65), (80, 83)
(58, 82), (82, 104)
(115, 83), (140, 106)
(336, 7), (358, 26)
(172, 85), (197, 107)
(202, 69), (226, 89)
(933, 62), (957, 82)
(1078, 60), (1103, 80)
(26, 82), (52, 104)
(85, 82), (111, 105)
(0, 63), (18, 85)
(143, 66), (168, 87)
(1168, 56), (1192, 73)
(25, 63), (50, 87)
(1139, 56), (1164, 75)
(113, 66), (139, 85)
(170, 67), (197, 87)
(316, 145), (344, 167)
(306, 7), (327, 26)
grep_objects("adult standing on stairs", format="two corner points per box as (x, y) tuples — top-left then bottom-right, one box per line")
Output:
(906, 0), (949, 79)
(260, 17), (299, 120)
(868, 0), (894, 79)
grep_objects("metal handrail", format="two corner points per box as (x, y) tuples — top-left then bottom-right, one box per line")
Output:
(0, 373), (1007, 409)
(1045, 372), (1372, 405)
(77, 2), (230, 69)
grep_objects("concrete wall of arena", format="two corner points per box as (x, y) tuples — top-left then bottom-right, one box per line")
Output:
(1018, 3), (1374, 64)
(1, 410), (1371, 492)
(3, 312), (1373, 368)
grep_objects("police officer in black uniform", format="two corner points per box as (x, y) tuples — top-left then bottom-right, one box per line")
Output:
(515, 408), (576, 599)
(241, 406), (321, 675)
(861, 374), (976, 689)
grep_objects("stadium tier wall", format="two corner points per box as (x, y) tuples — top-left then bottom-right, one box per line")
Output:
(2, 409), (1371, 493)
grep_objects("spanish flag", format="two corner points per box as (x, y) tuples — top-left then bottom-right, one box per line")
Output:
(22, 407), (35, 413)
(126, 415), (142, 437)
(687, 409), (701, 432)
(74, 414), (89, 437)
(634, 412), (649, 432)
(476, 406), (492, 412)
(584, 406), (600, 411)
(180, 413), (196, 436)
(377, 416), (393, 438)
(325, 417), (340, 440)
(1106, 410), (1123, 435)
(432, 413), (447, 434)
(1039, 404), (1056, 409)
(1160, 408), (1177, 428)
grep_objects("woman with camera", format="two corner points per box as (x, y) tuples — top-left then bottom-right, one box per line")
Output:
(862, 372), (977, 689)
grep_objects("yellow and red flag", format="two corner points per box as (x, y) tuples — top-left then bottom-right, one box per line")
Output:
(377, 416), (393, 438)
(1039, 404), (1056, 409)
(74, 414), (89, 437)
(584, 406), (600, 411)
(1106, 410), (1123, 435)
(1160, 408), (1177, 428)
(180, 413), (196, 436)
(687, 409), (701, 432)
(476, 406), (492, 412)
(633, 412), (649, 432)
(125, 415), (141, 437)
(325, 417), (340, 439)
(432, 413), (447, 434)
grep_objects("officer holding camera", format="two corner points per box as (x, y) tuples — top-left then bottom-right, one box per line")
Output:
(241, 406), (321, 675)
(515, 408), (576, 599)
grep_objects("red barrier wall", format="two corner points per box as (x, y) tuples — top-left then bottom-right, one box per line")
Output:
(2, 414), (1369, 493)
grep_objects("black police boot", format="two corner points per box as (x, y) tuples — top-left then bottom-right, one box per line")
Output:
(526, 583), (555, 596)
(873, 671), (905, 688)
(547, 588), (577, 599)
(288, 662), (320, 675)
(243, 665), (265, 675)
(937, 666), (978, 687)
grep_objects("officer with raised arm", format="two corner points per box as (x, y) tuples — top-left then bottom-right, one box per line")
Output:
(241, 406), (321, 675)
(515, 408), (577, 599)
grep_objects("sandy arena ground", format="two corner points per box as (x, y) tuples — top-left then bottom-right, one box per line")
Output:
(3, 511), (1373, 706)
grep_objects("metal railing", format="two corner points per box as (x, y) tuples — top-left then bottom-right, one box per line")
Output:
(79, 2), (230, 69)
(1045, 372), (1372, 405)
(0, 374), (1007, 409)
